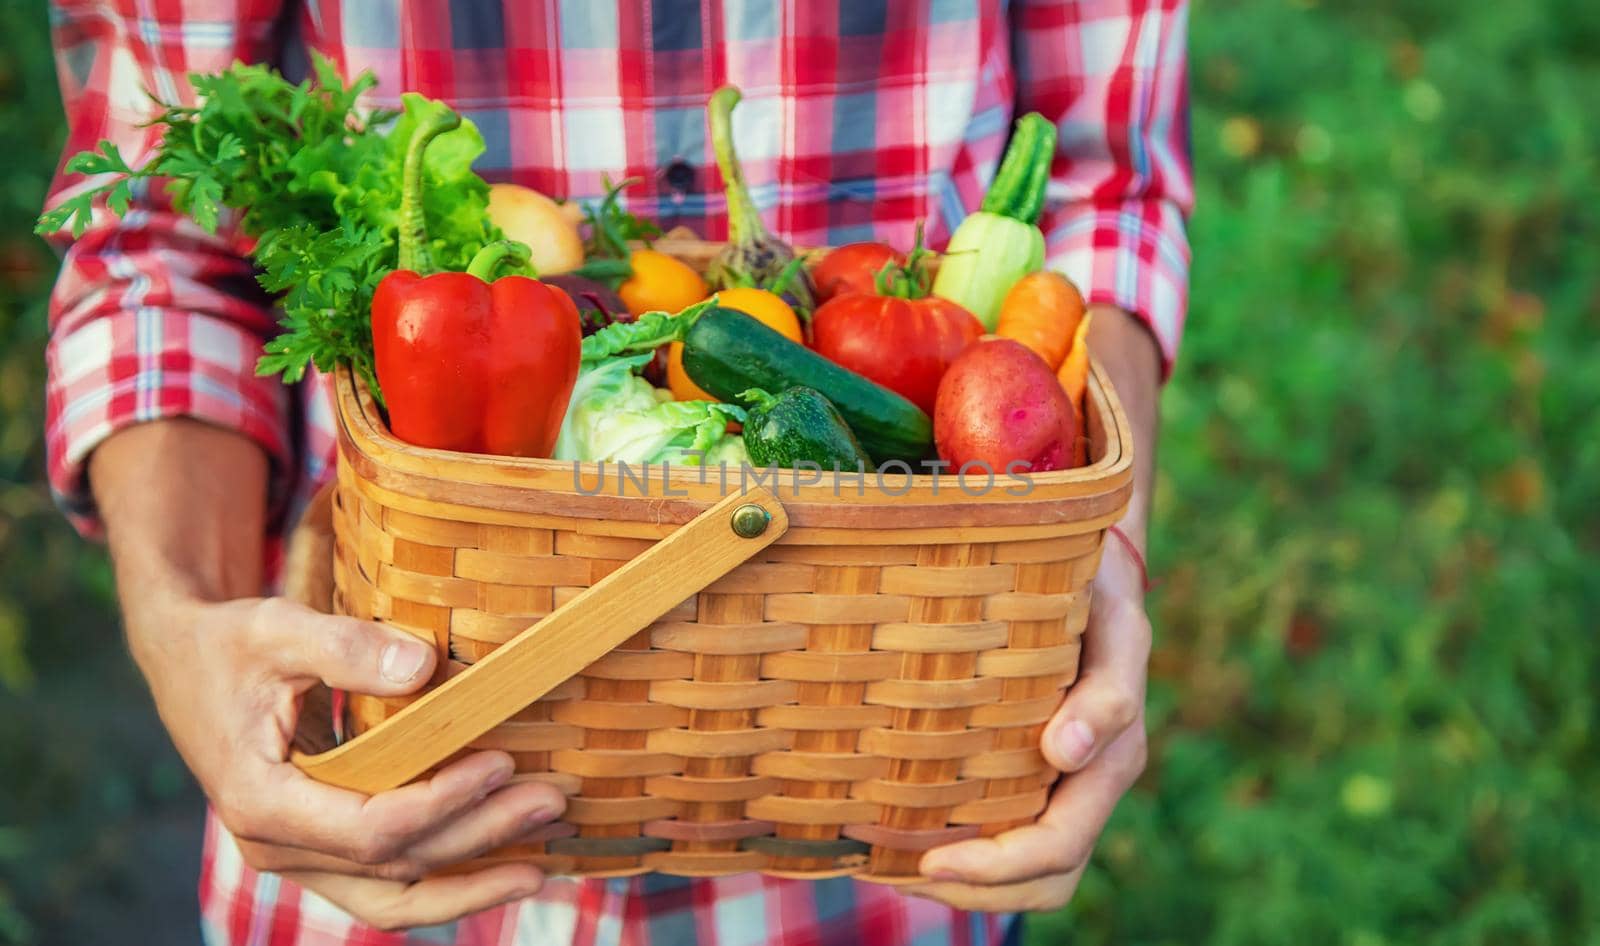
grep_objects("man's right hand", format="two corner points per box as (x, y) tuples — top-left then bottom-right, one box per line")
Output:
(89, 419), (564, 929)
(141, 595), (563, 882)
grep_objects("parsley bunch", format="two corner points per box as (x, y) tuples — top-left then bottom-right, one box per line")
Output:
(36, 55), (505, 401)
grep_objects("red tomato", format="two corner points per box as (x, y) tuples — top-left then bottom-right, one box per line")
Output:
(810, 243), (902, 304)
(811, 293), (984, 416)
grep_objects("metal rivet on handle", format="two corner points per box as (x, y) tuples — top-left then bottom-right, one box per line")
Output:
(730, 503), (771, 539)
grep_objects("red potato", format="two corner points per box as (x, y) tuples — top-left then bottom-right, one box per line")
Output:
(934, 338), (1079, 473)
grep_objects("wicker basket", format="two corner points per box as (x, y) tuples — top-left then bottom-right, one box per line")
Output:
(292, 239), (1134, 883)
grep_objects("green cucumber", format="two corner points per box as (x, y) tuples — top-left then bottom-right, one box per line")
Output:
(739, 387), (872, 470)
(681, 308), (932, 464)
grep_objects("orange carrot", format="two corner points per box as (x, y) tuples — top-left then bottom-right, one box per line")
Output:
(1056, 310), (1094, 466)
(994, 271), (1086, 371)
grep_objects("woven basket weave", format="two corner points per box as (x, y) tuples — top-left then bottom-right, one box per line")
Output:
(292, 239), (1134, 883)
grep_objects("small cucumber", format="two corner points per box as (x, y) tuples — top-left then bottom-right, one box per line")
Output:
(739, 387), (872, 470)
(681, 307), (933, 464)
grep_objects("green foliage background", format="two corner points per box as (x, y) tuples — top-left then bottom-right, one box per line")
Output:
(1, 1), (1597, 943)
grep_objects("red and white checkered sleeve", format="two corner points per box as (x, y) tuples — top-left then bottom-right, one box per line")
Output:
(41, 2), (291, 536)
(1012, 0), (1194, 378)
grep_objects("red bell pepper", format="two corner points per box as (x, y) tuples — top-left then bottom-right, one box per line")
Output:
(370, 109), (581, 457)
(809, 226), (984, 416)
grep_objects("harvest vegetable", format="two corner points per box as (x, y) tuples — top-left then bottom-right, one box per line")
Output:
(541, 271), (661, 382)
(931, 112), (1058, 329)
(579, 175), (663, 265)
(1057, 309), (1095, 465)
(809, 231), (983, 415)
(568, 176), (706, 317)
(599, 303), (929, 463)
(934, 338), (1078, 473)
(372, 114), (581, 457)
(1057, 309), (1095, 410)
(556, 305), (747, 465)
(553, 354), (748, 466)
(740, 387), (871, 470)
(486, 183), (584, 275)
(700, 436), (753, 466)
(36, 57), (514, 400)
(540, 274), (629, 328)
(667, 286), (803, 401)
(716, 287), (805, 340)
(619, 248), (709, 317)
(994, 271), (1085, 371)
(578, 304), (709, 362)
(704, 86), (816, 312)
(681, 307), (933, 464)
(811, 242), (901, 303)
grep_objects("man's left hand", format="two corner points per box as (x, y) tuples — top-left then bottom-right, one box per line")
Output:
(906, 533), (1151, 912)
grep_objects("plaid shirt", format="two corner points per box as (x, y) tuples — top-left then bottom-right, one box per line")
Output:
(42, 1), (1192, 943)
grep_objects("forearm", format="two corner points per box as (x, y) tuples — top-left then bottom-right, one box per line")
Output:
(1088, 305), (1161, 551)
(88, 418), (270, 649)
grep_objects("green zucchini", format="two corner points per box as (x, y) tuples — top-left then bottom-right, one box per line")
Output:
(932, 112), (1057, 329)
(739, 387), (872, 470)
(682, 308), (932, 464)
(979, 112), (1057, 224)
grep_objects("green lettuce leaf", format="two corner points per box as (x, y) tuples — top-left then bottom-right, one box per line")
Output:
(579, 300), (713, 364)
(554, 356), (746, 465)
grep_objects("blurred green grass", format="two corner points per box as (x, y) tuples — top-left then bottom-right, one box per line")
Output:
(0, 8), (205, 945)
(1041, 2), (1600, 944)
(2, 1), (1598, 944)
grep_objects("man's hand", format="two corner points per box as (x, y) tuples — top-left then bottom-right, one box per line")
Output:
(91, 420), (564, 930)
(148, 596), (563, 882)
(909, 304), (1162, 912)
(909, 541), (1150, 911)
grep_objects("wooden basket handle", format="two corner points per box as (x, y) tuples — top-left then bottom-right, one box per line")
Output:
(292, 486), (789, 794)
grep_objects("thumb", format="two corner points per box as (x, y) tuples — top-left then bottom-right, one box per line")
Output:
(1041, 672), (1142, 773)
(1040, 594), (1151, 773)
(257, 598), (437, 697)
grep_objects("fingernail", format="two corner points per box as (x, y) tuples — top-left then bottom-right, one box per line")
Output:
(380, 640), (429, 684)
(483, 762), (513, 793)
(525, 792), (567, 828)
(925, 869), (961, 883)
(525, 806), (560, 831)
(919, 855), (958, 881)
(1055, 719), (1096, 769)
